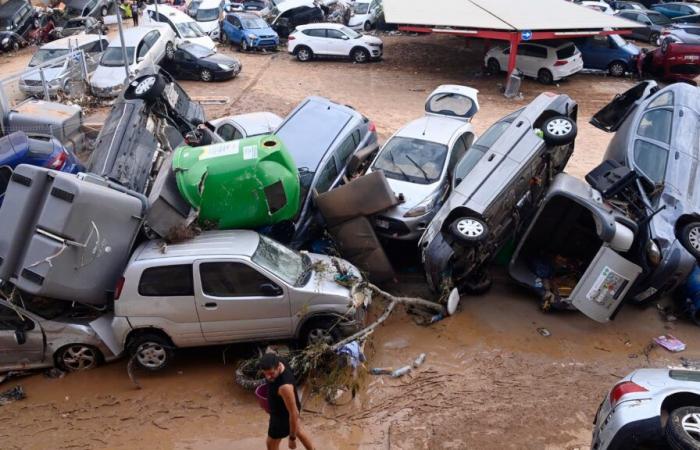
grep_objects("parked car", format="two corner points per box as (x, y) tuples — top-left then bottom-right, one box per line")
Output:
(288, 23), (384, 63)
(264, 0), (325, 38)
(674, 13), (700, 24)
(90, 25), (176, 98)
(484, 41), (584, 84)
(240, 0), (266, 11)
(143, 4), (217, 51)
(220, 12), (279, 51)
(186, 0), (222, 40)
(111, 230), (366, 371)
(20, 34), (109, 98)
(55, 16), (107, 38)
(368, 85), (479, 241)
(610, 1), (647, 11)
(661, 23), (700, 44)
(64, 0), (110, 18)
(616, 9), (673, 43)
(641, 40), (700, 84)
(211, 111), (283, 141)
(273, 96), (379, 248)
(580, 0), (616, 14)
(0, 0), (36, 52)
(161, 42), (241, 81)
(348, 0), (381, 31)
(420, 93), (578, 294)
(574, 34), (641, 76)
(591, 368), (700, 449)
(651, 2), (700, 19)
(0, 298), (118, 372)
(590, 81), (700, 303)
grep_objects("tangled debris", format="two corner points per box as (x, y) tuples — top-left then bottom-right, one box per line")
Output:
(0, 385), (26, 406)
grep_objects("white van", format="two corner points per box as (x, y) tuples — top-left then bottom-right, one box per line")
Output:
(186, 0), (223, 40)
(143, 4), (217, 51)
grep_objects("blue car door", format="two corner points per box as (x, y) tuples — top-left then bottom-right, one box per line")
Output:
(223, 14), (242, 43)
(586, 35), (614, 70)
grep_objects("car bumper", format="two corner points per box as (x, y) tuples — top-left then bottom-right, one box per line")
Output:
(19, 83), (61, 96)
(251, 38), (279, 49)
(212, 67), (240, 80)
(552, 60), (584, 80)
(592, 410), (661, 450)
(110, 316), (132, 355)
(368, 46), (383, 59)
(91, 84), (124, 98)
(631, 239), (694, 302)
(374, 211), (434, 241)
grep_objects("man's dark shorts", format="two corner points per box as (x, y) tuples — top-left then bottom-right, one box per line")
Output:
(268, 414), (290, 439)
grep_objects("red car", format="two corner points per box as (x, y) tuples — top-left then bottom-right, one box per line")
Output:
(641, 40), (700, 85)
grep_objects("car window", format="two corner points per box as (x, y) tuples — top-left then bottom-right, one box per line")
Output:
(648, 12), (672, 25)
(200, 262), (280, 297)
(251, 235), (304, 286)
(634, 140), (668, 184)
(448, 134), (470, 172)
(217, 123), (237, 141)
(138, 265), (194, 296)
(315, 157), (339, 193)
(590, 35), (609, 47)
(637, 109), (673, 144)
(426, 92), (477, 118)
(327, 29), (346, 39)
(0, 304), (30, 331)
(83, 40), (105, 53)
(556, 44), (576, 59)
(669, 370), (700, 382)
(335, 132), (357, 167)
(372, 136), (447, 185)
(519, 44), (546, 58)
(144, 30), (161, 47)
(303, 28), (325, 37)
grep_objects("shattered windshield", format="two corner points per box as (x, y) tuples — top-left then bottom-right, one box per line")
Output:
(29, 49), (69, 66)
(196, 7), (220, 21)
(251, 235), (305, 286)
(100, 47), (135, 66)
(176, 22), (205, 38)
(373, 136), (447, 185)
(353, 2), (369, 14)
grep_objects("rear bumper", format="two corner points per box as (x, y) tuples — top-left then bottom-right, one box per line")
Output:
(593, 415), (662, 450)
(552, 60), (583, 80)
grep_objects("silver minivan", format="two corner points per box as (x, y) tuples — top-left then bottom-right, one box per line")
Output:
(112, 230), (366, 371)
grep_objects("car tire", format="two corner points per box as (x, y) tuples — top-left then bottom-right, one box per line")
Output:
(128, 333), (173, 371)
(661, 37), (671, 54)
(351, 47), (370, 63)
(487, 58), (501, 75)
(542, 115), (577, 146)
(165, 42), (175, 60)
(295, 45), (312, 62)
(608, 61), (626, 77)
(55, 344), (101, 372)
(124, 73), (166, 101)
(220, 32), (229, 44)
(11, 40), (19, 52)
(200, 69), (213, 82)
(301, 318), (342, 348)
(537, 68), (554, 85)
(650, 32), (660, 45)
(239, 39), (249, 52)
(666, 406), (700, 450)
(364, 21), (372, 31)
(680, 222), (700, 260)
(450, 217), (489, 243)
(101, 5), (109, 16)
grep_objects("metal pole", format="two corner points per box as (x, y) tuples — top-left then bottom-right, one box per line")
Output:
(39, 68), (50, 101)
(115, 0), (131, 85)
(154, 0), (159, 21)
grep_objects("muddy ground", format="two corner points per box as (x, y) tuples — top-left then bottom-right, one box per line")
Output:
(1, 31), (700, 449)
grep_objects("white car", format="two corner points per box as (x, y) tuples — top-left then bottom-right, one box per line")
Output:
(143, 4), (217, 51)
(90, 25), (176, 98)
(211, 111), (283, 141)
(484, 40), (584, 84)
(580, 0), (616, 14)
(592, 368), (700, 449)
(348, 0), (381, 31)
(287, 23), (383, 63)
(186, 0), (223, 40)
(368, 85), (479, 240)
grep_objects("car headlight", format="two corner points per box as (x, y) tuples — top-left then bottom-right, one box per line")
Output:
(1, 37), (9, 45)
(217, 63), (231, 70)
(248, 33), (257, 40)
(404, 191), (440, 218)
(646, 240), (662, 267)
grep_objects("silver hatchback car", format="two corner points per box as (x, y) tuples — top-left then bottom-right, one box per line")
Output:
(112, 230), (366, 371)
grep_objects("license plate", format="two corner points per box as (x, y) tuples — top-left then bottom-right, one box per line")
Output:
(375, 219), (389, 229)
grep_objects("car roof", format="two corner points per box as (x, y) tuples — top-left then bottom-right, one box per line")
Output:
(0, 0), (27, 18)
(134, 230), (261, 262)
(211, 112), (283, 134)
(41, 34), (103, 49)
(198, 0), (222, 8)
(297, 22), (346, 31)
(145, 4), (193, 23)
(108, 26), (162, 46)
(394, 116), (467, 146)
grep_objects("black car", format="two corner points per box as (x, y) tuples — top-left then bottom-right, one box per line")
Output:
(674, 14), (700, 24)
(161, 43), (242, 82)
(0, 0), (36, 52)
(56, 16), (107, 38)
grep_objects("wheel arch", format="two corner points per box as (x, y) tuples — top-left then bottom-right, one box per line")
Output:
(675, 214), (700, 239)
(442, 206), (483, 234)
(661, 391), (700, 418)
(125, 327), (175, 350)
(350, 45), (370, 56)
(295, 313), (345, 339)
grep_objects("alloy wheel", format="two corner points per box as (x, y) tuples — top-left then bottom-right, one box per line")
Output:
(688, 226), (700, 251)
(682, 413), (700, 442)
(61, 345), (98, 371)
(200, 69), (212, 81)
(307, 328), (333, 346)
(136, 343), (167, 369)
(298, 48), (310, 61)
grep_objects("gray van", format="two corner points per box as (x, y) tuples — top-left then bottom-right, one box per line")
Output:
(112, 230), (365, 371)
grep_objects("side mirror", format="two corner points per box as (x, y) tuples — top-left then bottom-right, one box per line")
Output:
(14, 328), (26, 345)
(259, 282), (283, 296)
(342, 35), (349, 40)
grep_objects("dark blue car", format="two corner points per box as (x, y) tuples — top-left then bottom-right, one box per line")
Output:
(574, 34), (641, 77)
(220, 12), (279, 51)
(0, 131), (83, 203)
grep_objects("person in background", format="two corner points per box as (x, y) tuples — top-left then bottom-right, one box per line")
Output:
(131, 0), (139, 25)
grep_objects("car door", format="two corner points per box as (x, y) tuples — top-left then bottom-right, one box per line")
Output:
(584, 35), (610, 70)
(144, 30), (164, 64)
(326, 28), (350, 56)
(216, 122), (245, 141)
(516, 44), (540, 77)
(636, 13), (653, 40)
(194, 259), (292, 342)
(179, 49), (200, 79)
(223, 15), (239, 43)
(302, 28), (327, 54)
(0, 303), (45, 369)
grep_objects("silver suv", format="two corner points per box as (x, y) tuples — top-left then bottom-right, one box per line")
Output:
(112, 230), (365, 371)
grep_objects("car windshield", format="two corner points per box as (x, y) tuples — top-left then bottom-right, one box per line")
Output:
(353, 2), (369, 14)
(29, 48), (69, 66)
(176, 21), (205, 38)
(100, 46), (135, 66)
(341, 26), (361, 39)
(649, 12), (672, 25)
(251, 235), (305, 286)
(242, 17), (267, 28)
(453, 120), (512, 184)
(610, 34), (627, 47)
(373, 136), (447, 185)
(186, 44), (215, 58)
(196, 7), (220, 21)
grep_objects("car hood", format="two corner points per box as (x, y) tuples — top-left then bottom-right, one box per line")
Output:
(381, 176), (442, 215)
(248, 25), (277, 36)
(91, 65), (130, 88)
(361, 35), (382, 45)
(181, 35), (217, 50)
(198, 20), (219, 33)
(294, 253), (361, 299)
(21, 66), (66, 82)
(202, 52), (240, 67)
(623, 42), (641, 56)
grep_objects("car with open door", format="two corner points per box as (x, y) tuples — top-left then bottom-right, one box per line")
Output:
(161, 42), (241, 81)
(589, 80), (700, 303)
(419, 92), (578, 295)
(368, 85), (479, 241)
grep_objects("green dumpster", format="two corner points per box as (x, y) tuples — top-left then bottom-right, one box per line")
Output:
(173, 135), (301, 229)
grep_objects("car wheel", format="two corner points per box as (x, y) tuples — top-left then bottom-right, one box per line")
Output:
(487, 58), (501, 75)
(240, 39), (248, 52)
(165, 42), (175, 60)
(295, 46), (312, 62)
(661, 37), (671, 54)
(220, 32), (229, 44)
(542, 115), (577, 146)
(537, 68), (554, 85)
(200, 68), (213, 82)
(101, 5), (108, 16)
(450, 217), (489, 243)
(124, 73), (166, 101)
(608, 61), (626, 77)
(56, 344), (101, 372)
(11, 40), (19, 52)
(650, 32), (660, 45)
(351, 47), (370, 63)
(680, 222), (700, 260)
(666, 406), (700, 450)
(128, 333), (173, 371)
(301, 319), (342, 348)
(364, 21), (372, 31)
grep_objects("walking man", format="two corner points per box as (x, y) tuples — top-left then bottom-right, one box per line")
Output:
(260, 353), (315, 450)
(131, 0), (139, 26)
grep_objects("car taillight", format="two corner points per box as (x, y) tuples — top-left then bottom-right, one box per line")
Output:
(368, 121), (376, 133)
(609, 381), (648, 407)
(48, 151), (67, 170)
(114, 276), (125, 300)
(553, 59), (569, 66)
